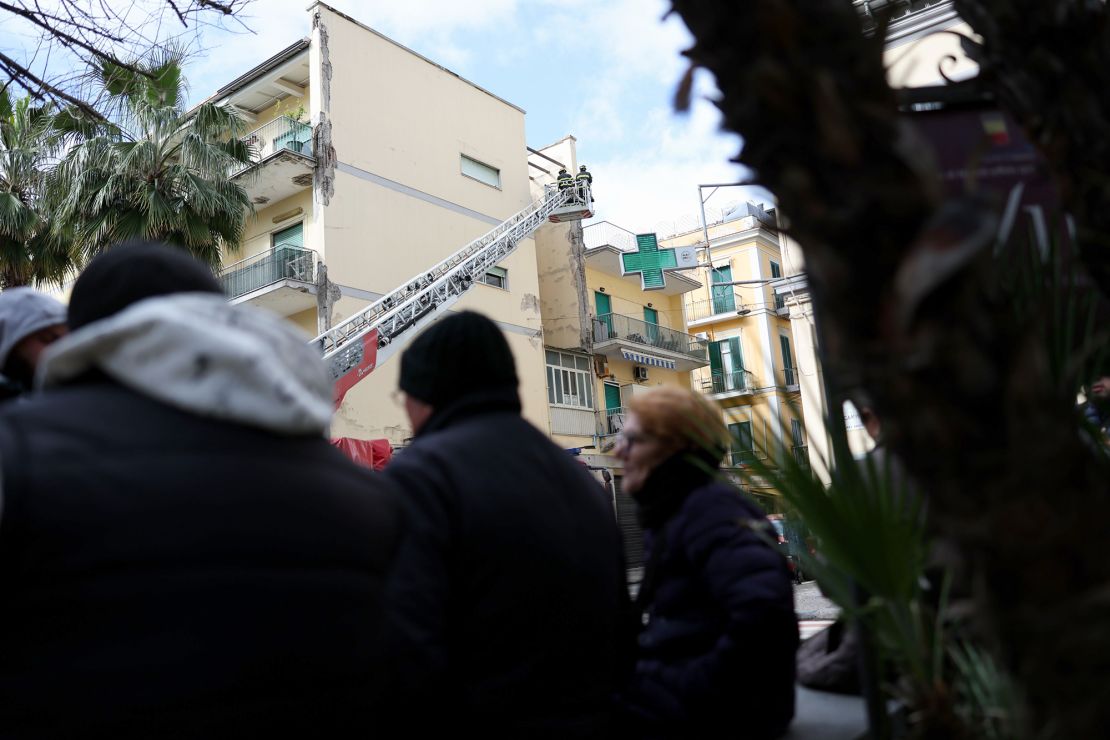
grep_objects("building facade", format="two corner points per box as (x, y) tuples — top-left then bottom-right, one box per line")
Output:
(207, 3), (554, 443)
(659, 206), (807, 505)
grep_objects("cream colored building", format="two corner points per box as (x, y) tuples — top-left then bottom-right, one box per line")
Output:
(207, 3), (554, 444)
(658, 205), (806, 506)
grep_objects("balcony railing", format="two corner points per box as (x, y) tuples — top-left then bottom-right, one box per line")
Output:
(596, 406), (629, 436)
(782, 366), (798, 387)
(220, 246), (318, 300)
(694, 367), (757, 395)
(583, 221), (637, 252)
(235, 116), (312, 172)
(792, 445), (810, 469)
(593, 313), (708, 362)
(687, 287), (750, 322)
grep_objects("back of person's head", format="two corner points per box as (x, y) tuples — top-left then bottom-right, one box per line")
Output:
(0, 287), (67, 381)
(628, 386), (729, 462)
(68, 241), (222, 331)
(399, 311), (518, 409)
(579, 165), (587, 171)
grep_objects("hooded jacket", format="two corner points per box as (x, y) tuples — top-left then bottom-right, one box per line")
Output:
(0, 287), (66, 395)
(0, 294), (399, 739)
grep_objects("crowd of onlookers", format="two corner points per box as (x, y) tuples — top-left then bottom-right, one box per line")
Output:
(0, 241), (797, 738)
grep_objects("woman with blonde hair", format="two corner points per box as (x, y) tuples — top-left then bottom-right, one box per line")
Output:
(616, 386), (797, 738)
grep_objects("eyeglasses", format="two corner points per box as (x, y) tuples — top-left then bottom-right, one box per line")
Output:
(616, 430), (653, 448)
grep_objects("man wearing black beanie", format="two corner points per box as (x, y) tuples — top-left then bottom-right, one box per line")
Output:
(383, 311), (629, 737)
(0, 241), (399, 738)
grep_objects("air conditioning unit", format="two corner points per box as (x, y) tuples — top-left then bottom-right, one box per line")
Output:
(694, 331), (709, 341)
(594, 357), (611, 378)
(634, 366), (649, 382)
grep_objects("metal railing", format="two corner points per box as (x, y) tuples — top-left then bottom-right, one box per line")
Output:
(583, 221), (638, 252)
(220, 246), (317, 300)
(792, 444), (810, 469)
(236, 116), (312, 171)
(693, 366), (757, 395)
(593, 313), (708, 362)
(596, 406), (629, 436)
(687, 287), (750, 322)
(730, 448), (759, 466)
(782, 366), (798, 387)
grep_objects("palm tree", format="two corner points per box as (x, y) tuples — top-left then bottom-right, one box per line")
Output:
(0, 89), (77, 288)
(54, 47), (254, 267)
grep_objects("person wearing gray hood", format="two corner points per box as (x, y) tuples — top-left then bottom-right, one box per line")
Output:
(0, 286), (67, 399)
(0, 242), (400, 739)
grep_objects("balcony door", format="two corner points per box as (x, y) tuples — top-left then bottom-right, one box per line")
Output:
(604, 383), (623, 434)
(643, 306), (659, 345)
(780, 334), (795, 386)
(595, 291), (613, 338)
(711, 265), (735, 314)
(709, 336), (745, 393)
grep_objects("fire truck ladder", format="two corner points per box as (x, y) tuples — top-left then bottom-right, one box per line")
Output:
(315, 181), (592, 402)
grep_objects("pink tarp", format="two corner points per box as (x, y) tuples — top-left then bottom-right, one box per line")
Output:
(331, 437), (393, 471)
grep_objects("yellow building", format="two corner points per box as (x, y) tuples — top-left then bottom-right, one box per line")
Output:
(661, 204), (807, 504)
(206, 3), (554, 444)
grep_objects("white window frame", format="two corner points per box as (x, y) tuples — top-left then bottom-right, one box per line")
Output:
(460, 154), (501, 189)
(545, 349), (595, 410)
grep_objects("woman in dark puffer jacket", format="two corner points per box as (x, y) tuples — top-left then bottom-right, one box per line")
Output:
(617, 387), (798, 738)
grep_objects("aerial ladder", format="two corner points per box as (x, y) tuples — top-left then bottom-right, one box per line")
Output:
(315, 180), (593, 404)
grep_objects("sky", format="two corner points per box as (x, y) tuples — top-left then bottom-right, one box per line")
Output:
(179, 0), (768, 236)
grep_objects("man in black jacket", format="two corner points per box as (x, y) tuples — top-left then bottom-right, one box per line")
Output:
(383, 311), (628, 737)
(0, 243), (399, 739)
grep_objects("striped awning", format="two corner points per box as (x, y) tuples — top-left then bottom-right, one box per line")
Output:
(621, 348), (677, 370)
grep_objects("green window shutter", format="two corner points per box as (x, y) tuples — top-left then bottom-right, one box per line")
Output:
(272, 222), (303, 249)
(729, 337), (744, 389)
(709, 340), (723, 374)
(594, 291), (611, 316)
(643, 307), (658, 324)
(711, 265), (735, 313)
(604, 383), (622, 411)
(770, 261), (782, 278)
(728, 421), (754, 464)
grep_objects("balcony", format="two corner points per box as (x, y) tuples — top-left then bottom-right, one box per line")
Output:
(597, 406), (629, 437)
(549, 405), (596, 437)
(792, 444), (810, 469)
(592, 313), (709, 372)
(693, 367), (758, 397)
(220, 245), (318, 317)
(781, 366), (801, 391)
(687, 287), (753, 324)
(231, 116), (314, 206)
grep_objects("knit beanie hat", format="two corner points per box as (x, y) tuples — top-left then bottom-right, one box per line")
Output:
(68, 241), (223, 330)
(399, 311), (518, 407)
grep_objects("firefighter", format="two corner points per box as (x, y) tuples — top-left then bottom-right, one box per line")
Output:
(575, 164), (593, 203)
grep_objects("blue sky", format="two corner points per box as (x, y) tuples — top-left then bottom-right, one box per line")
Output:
(182, 0), (767, 234)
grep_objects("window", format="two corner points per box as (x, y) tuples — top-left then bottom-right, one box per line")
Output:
(770, 260), (785, 310)
(272, 222), (303, 249)
(482, 265), (508, 289)
(460, 155), (500, 188)
(711, 264), (735, 313)
(729, 420), (755, 465)
(780, 335), (795, 385)
(643, 306), (659, 344)
(708, 336), (746, 393)
(546, 350), (595, 409)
